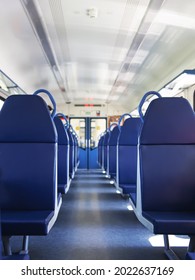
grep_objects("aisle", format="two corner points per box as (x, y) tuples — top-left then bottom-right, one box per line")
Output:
(28, 169), (186, 260)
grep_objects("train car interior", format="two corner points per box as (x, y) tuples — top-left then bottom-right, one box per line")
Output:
(0, 0), (195, 261)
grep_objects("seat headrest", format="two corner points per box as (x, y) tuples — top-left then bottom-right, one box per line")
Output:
(140, 97), (195, 144)
(109, 126), (120, 145)
(54, 116), (69, 145)
(0, 95), (57, 143)
(118, 118), (141, 145)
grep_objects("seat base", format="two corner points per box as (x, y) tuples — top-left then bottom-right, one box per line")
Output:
(142, 211), (195, 234)
(1, 210), (55, 236)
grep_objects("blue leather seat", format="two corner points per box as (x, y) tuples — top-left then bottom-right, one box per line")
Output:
(108, 126), (120, 180)
(54, 115), (70, 194)
(136, 97), (195, 259)
(0, 94), (61, 255)
(116, 117), (141, 199)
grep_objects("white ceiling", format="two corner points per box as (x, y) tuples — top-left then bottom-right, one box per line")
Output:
(0, 0), (195, 111)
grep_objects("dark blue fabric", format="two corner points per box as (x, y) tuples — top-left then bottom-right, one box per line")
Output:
(0, 95), (57, 143)
(98, 135), (105, 167)
(140, 145), (195, 212)
(109, 126), (120, 145)
(72, 134), (78, 169)
(108, 126), (120, 176)
(108, 146), (117, 176)
(0, 94), (58, 236)
(117, 118), (141, 194)
(118, 118), (141, 145)
(142, 211), (195, 234)
(118, 146), (137, 185)
(54, 116), (69, 145)
(98, 136), (104, 166)
(103, 132), (110, 170)
(185, 252), (195, 260)
(119, 184), (136, 195)
(1, 210), (54, 235)
(139, 97), (195, 235)
(140, 97), (195, 144)
(0, 143), (57, 210)
(67, 129), (74, 178)
(54, 116), (69, 193)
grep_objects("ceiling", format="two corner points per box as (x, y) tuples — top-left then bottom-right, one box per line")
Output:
(0, 0), (195, 112)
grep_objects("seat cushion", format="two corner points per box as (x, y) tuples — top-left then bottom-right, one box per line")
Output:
(142, 211), (195, 234)
(185, 252), (195, 260)
(1, 210), (55, 235)
(119, 184), (136, 195)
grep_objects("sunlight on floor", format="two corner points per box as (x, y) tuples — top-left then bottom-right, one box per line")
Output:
(109, 180), (115, 184)
(149, 235), (190, 247)
(127, 204), (134, 211)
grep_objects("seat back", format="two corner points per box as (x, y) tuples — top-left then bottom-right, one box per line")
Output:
(97, 135), (104, 167)
(53, 116), (69, 193)
(138, 97), (195, 212)
(117, 117), (141, 186)
(100, 134), (105, 169)
(102, 131), (110, 172)
(66, 128), (75, 178)
(108, 126), (120, 177)
(0, 95), (58, 211)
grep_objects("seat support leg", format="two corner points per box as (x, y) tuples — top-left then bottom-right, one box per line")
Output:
(188, 235), (195, 252)
(2, 236), (12, 256)
(163, 234), (180, 260)
(20, 235), (29, 254)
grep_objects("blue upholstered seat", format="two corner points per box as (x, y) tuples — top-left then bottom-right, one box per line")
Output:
(98, 135), (104, 167)
(66, 127), (75, 179)
(102, 131), (110, 173)
(54, 116), (70, 194)
(108, 126), (120, 179)
(99, 134), (105, 169)
(72, 133), (79, 171)
(185, 252), (195, 260)
(116, 117), (141, 198)
(0, 94), (61, 256)
(136, 97), (195, 259)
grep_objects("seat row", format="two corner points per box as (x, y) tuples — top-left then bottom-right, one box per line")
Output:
(0, 89), (79, 259)
(98, 91), (195, 260)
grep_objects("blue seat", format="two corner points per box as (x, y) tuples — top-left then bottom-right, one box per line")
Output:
(0, 94), (61, 256)
(107, 126), (120, 180)
(185, 252), (195, 260)
(102, 131), (110, 173)
(116, 117), (141, 199)
(66, 127), (75, 179)
(54, 114), (70, 194)
(99, 134), (105, 170)
(72, 132), (79, 172)
(97, 135), (104, 167)
(136, 96), (195, 259)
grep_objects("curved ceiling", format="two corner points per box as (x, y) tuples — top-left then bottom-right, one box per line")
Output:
(0, 0), (195, 111)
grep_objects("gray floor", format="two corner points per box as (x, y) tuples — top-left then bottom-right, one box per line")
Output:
(13, 169), (188, 259)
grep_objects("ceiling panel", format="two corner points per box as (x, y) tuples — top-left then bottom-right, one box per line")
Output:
(1, 0), (195, 112)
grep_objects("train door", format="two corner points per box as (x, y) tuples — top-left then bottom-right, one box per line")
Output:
(70, 117), (106, 169)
